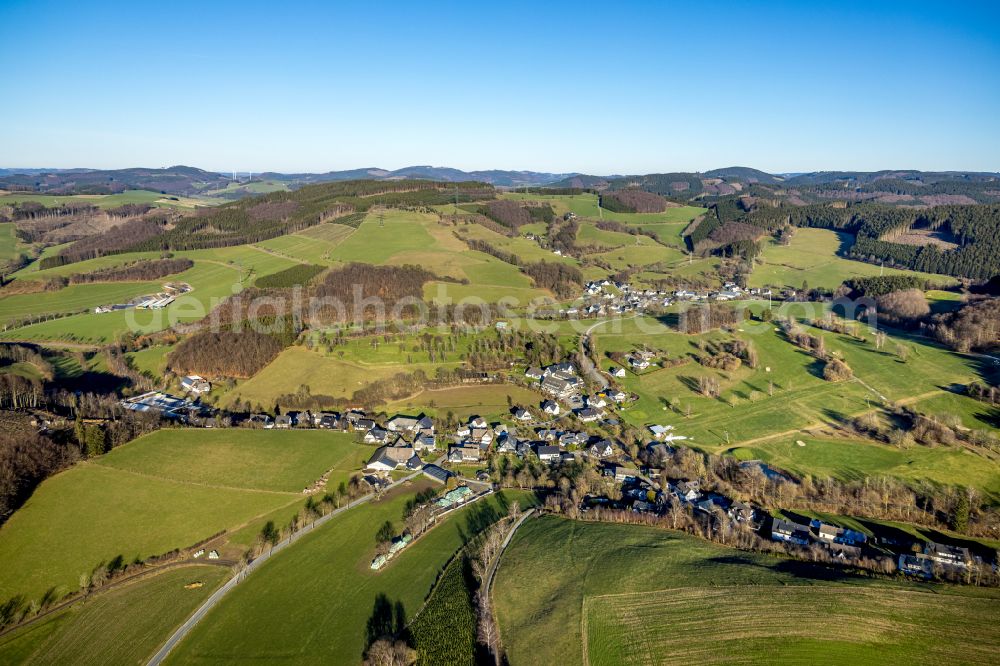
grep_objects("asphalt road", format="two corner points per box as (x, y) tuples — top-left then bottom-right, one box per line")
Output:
(146, 461), (437, 666)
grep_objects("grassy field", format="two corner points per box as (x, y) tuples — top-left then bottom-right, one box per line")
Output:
(0, 429), (362, 601)
(165, 486), (536, 665)
(458, 223), (578, 265)
(126, 344), (174, 378)
(383, 384), (546, 421)
(501, 192), (704, 226)
(493, 516), (1000, 666)
(586, 586), (999, 665)
(0, 190), (215, 210)
(730, 434), (1000, 495)
(220, 346), (463, 407)
(255, 223), (355, 265)
(0, 222), (20, 263)
(2, 246), (299, 342)
(591, 313), (999, 493)
(0, 565), (228, 665)
(0, 281), (164, 325)
(749, 228), (958, 291)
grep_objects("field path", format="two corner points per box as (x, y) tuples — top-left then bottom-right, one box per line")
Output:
(248, 243), (309, 265)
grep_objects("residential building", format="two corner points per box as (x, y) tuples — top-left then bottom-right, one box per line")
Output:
(367, 446), (422, 472)
(771, 518), (810, 546)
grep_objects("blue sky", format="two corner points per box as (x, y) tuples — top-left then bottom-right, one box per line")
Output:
(1, 0), (998, 173)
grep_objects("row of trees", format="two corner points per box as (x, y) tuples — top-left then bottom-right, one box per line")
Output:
(66, 257), (193, 283)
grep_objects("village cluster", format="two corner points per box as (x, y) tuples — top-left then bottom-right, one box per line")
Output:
(119, 362), (982, 582)
(556, 279), (771, 319)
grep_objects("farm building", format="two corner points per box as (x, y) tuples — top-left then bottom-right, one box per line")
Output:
(180, 375), (211, 394)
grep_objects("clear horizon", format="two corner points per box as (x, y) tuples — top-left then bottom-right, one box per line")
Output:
(2, 0), (998, 173)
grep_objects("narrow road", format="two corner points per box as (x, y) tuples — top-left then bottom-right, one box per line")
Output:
(483, 508), (535, 665)
(146, 460), (438, 666)
(578, 313), (640, 390)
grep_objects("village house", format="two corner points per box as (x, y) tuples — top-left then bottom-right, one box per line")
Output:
(541, 374), (580, 398)
(576, 407), (600, 423)
(448, 445), (482, 463)
(318, 412), (340, 429)
(353, 417), (376, 432)
(496, 432), (518, 454)
(525, 366), (544, 381)
(367, 445), (422, 472)
(814, 522), (867, 547)
(536, 445), (561, 462)
(469, 415), (488, 430)
(589, 439), (615, 458)
(514, 407), (533, 422)
(386, 415), (419, 432)
(468, 427), (493, 447)
(587, 395), (607, 409)
(673, 480), (701, 502)
(771, 518), (811, 546)
(559, 431), (588, 447)
(924, 542), (970, 568)
(614, 466), (639, 483)
(541, 400), (561, 416)
(609, 366), (626, 378)
(628, 355), (650, 370)
(727, 501), (756, 525)
(274, 414), (293, 429)
(364, 426), (391, 445)
(414, 433), (437, 452)
(536, 428), (559, 441)
(898, 553), (935, 578)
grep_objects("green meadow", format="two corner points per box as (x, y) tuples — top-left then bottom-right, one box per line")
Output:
(749, 228), (958, 291)
(501, 191), (704, 226)
(0, 565), (228, 666)
(2, 247), (299, 342)
(591, 314), (998, 493)
(165, 487), (536, 665)
(0, 222), (20, 263)
(0, 190), (215, 210)
(0, 429), (361, 601)
(493, 516), (1000, 666)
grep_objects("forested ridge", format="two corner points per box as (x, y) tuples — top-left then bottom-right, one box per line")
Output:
(706, 201), (1000, 279)
(30, 180), (494, 268)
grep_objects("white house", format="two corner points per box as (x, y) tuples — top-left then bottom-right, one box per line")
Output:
(180, 375), (211, 394)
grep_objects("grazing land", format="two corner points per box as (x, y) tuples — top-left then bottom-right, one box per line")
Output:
(493, 516), (1000, 666)
(0, 565), (228, 666)
(0, 222), (19, 263)
(749, 228), (958, 291)
(0, 430), (359, 600)
(586, 586), (999, 665)
(593, 314), (1000, 496)
(165, 487), (535, 665)
(0, 190), (215, 210)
